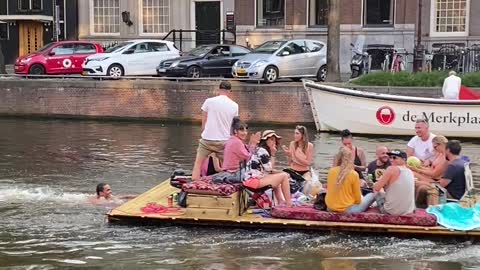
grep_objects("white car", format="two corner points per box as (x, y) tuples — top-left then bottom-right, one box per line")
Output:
(82, 39), (179, 77)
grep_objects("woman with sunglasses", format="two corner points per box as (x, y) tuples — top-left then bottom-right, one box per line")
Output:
(409, 135), (449, 203)
(222, 117), (261, 174)
(244, 130), (292, 207)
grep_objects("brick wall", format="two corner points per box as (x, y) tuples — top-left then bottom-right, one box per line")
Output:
(0, 79), (448, 125)
(0, 79), (314, 125)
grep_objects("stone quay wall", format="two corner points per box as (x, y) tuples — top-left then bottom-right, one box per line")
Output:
(0, 79), (447, 125)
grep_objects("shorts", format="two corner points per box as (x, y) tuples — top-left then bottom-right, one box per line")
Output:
(196, 139), (226, 159)
(243, 177), (261, 189)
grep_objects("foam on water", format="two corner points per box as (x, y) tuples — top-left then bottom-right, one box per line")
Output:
(0, 186), (88, 204)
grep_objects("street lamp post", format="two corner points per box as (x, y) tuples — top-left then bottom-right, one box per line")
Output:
(414, 0), (424, 72)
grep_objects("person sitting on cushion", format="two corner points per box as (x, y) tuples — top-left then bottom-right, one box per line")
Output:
(244, 130), (292, 207)
(410, 135), (449, 205)
(373, 149), (415, 215)
(221, 117), (260, 177)
(326, 147), (376, 213)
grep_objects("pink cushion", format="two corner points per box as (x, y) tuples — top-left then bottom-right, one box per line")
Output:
(271, 206), (437, 227)
(182, 176), (241, 196)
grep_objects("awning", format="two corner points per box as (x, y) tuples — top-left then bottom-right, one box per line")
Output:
(0, 15), (53, 22)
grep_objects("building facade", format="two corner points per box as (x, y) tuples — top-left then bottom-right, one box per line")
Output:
(420, 0), (478, 48)
(77, 0), (235, 51)
(0, 0), (78, 64)
(235, 0), (417, 73)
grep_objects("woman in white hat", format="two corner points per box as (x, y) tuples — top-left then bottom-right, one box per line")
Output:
(243, 130), (292, 207)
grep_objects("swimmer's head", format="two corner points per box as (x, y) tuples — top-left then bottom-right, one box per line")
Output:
(96, 183), (112, 199)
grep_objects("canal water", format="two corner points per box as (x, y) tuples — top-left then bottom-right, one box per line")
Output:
(0, 118), (479, 269)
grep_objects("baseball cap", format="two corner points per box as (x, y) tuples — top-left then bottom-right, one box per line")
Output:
(387, 149), (407, 159)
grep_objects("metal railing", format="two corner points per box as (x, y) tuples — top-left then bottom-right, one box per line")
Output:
(428, 43), (480, 73)
(162, 29), (236, 51)
(0, 73), (269, 84)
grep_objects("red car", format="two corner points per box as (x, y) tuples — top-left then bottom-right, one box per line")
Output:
(14, 41), (103, 75)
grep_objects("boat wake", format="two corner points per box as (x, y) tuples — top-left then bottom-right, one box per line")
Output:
(0, 186), (89, 204)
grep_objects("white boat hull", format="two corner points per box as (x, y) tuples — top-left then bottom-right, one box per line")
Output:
(304, 81), (480, 138)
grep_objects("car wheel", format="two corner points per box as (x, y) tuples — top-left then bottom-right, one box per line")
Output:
(187, 66), (201, 78)
(317, 65), (327, 82)
(263, 65), (278, 83)
(291, 78), (302, 82)
(29, 64), (45, 75)
(107, 64), (124, 78)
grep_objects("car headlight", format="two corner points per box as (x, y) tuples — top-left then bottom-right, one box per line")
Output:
(91, 57), (109, 62)
(233, 61), (239, 67)
(254, 60), (268, 67)
(170, 61), (180, 68)
(20, 57), (32, 64)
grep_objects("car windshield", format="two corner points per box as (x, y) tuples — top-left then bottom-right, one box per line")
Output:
(105, 42), (133, 53)
(188, 45), (214, 57)
(253, 41), (287, 54)
(36, 43), (55, 53)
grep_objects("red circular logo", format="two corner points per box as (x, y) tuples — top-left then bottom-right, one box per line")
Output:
(376, 106), (395, 125)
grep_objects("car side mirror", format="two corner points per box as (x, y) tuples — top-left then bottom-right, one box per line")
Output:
(48, 51), (55, 56)
(123, 49), (135, 55)
(281, 51), (290, 56)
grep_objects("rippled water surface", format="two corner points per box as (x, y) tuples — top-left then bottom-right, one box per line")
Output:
(0, 118), (480, 269)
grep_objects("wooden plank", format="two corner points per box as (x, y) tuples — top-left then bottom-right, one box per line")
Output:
(187, 193), (238, 209)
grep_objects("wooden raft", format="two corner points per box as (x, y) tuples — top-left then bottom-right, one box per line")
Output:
(108, 181), (480, 238)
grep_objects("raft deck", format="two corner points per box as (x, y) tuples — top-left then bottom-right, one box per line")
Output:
(108, 181), (480, 238)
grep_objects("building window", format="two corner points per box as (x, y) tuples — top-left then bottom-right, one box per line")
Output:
(0, 23), (8, 40)
(363, 0), (394, 26)
(431, 0), (469, 36)
(18, 0), (42, 11)
(256, 0), (285, 27)
(91, 0), (120, 34)
(309, 0), (328, 26)
(141, 0), (170, 34)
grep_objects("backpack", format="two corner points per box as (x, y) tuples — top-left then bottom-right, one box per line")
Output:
(313, 191), (327, 211)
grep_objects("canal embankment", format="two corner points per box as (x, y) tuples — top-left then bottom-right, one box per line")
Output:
(0, 78), (455, 125)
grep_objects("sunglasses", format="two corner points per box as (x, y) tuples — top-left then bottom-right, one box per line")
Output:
(389, 156), (399, 160)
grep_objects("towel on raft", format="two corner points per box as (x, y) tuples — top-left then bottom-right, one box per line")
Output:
(427, 202), (480, 231)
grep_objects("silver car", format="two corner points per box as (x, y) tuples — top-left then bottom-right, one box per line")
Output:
(232, 39), (327, 83)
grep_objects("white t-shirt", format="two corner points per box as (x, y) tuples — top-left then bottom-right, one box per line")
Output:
(407, 133), (436, 161)
(442, 75), (461, 100)
(201, 95), (238, 141)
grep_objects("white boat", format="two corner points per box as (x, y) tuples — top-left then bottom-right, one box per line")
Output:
(303, 80), (480, 138)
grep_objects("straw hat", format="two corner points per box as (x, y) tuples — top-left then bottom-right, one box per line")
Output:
(260, 130), (282, 145)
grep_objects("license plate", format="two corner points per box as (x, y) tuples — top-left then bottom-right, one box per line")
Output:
(157, 68), (166, 73)
(82, 71), (88, 76)
(237, 69), (246, 74)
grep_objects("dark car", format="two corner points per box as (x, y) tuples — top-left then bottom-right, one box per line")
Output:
(156, 44), (251, 78)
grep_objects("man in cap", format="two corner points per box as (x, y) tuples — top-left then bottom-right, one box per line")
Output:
(373, 149), (415, 215)
(192, 81), (239, 181)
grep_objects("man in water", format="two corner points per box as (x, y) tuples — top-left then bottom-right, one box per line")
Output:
(89, 183), (135, 204)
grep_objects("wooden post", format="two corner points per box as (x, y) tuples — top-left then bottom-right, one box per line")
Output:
(326, 0), (340, 82)
(0, 42), (6, 74)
